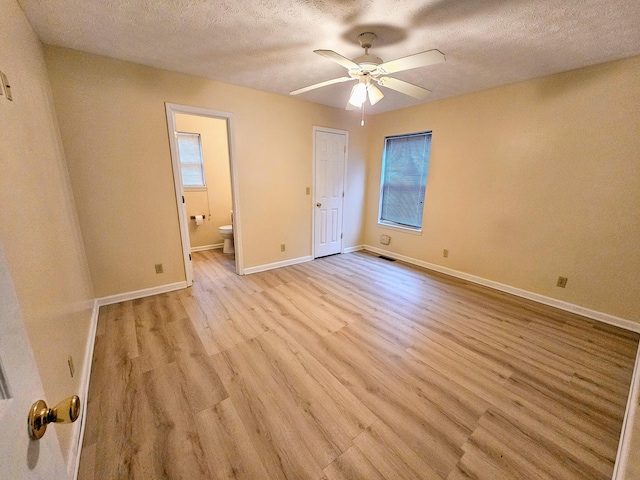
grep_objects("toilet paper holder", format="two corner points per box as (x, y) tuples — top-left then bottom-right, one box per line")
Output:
(190, 215), (206, 220)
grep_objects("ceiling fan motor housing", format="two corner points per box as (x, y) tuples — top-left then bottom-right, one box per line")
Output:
(354, 32), (382, 71)
(352, 54), (383, 71)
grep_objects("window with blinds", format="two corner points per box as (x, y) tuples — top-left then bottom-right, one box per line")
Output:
(378, 131), (432, 230)
(177, 132), (206, 188)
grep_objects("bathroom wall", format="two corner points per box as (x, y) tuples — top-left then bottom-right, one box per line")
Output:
(365, 55), (640, 323)
(0, 0), (94, 460)
(175, 114), (232, 250)
(44, 45), (367, 297)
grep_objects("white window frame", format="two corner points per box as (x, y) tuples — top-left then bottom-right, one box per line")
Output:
(176, 131), (206, 189)
(378, 131), (432, 233)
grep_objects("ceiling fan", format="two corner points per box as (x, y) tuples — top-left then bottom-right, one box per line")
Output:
(290, 32), (445, 111)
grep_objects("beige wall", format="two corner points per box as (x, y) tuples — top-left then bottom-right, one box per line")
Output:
(43, 46), (367, 297)
(366, 56), (640, 323)
(0, 0), (94, 459)
(42, 44), (639, 323)
(175, 114), (232, 249)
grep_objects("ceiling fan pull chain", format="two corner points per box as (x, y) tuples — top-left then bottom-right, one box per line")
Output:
(361, 101), (365, 127)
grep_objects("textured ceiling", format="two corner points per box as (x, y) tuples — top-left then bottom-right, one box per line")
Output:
(18, 0), (640, 114)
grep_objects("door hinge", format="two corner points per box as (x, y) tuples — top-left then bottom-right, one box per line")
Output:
(182, 195), (185, 203)
(189, 253), (192, 261)
(344, 146), (346, 153)
(341, 233), (343, 239)
(342, 191), (344, 197)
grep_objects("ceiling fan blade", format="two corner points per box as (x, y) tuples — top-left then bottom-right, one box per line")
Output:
(314, 50), (360, 70)
(377, 49), (445, 75)
(290, 76), (355, 95)
(367, 84), (384, 105)
(377, 77), (431, 99)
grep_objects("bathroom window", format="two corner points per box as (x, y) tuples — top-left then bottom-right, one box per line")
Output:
(378, 131), (432, 231)
(177, 132), (206, 188)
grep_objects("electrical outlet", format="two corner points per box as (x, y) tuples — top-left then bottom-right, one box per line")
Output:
(281, 244), (286, 252)
(557, 276), (568, 288)
(68, 355), (75, 378)
(155, 263), (164, 274)
(305, 187), (310, 195)
(443, 249), (449, 258)
(380, 234), (391, 245)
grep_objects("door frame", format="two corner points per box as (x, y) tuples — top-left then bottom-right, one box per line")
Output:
(165, 103), (243, 281)
(312, 126), (349, 258)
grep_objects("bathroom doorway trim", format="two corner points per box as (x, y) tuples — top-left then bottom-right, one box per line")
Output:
(165, 103), (243, 283)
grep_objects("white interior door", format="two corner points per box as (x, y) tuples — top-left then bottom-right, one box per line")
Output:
(0, 242), (68, 479)
(314, 129), (346, 258)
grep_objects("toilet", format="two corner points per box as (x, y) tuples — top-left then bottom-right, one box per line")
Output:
(218, 212), (234, 254)
(218, 225), (234, 254)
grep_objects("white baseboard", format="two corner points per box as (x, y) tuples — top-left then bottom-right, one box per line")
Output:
(243, 255), (313, 275)
(362, 245), (640, 333)
(70, 300), (100, 479)
(95, 281), (188, 307)
(343, 245), (364, 254)
(191, 243), (222, 252)
(613, 344), (640, 479)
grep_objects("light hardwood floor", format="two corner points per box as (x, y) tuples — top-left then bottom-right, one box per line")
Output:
(78, 249), (639, 479)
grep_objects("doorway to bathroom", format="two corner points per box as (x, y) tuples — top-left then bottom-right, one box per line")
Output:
(165, 103), (242, 285)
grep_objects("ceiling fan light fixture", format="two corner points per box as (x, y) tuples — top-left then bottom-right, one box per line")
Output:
(348, 82), (367, 107)
(367, 84), (384, 106)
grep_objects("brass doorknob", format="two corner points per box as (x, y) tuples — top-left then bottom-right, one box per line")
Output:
(28, 395), (81, 440)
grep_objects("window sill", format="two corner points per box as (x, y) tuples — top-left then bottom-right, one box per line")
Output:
(184, 186), (208, 192)
(377, 222), (423, 236)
